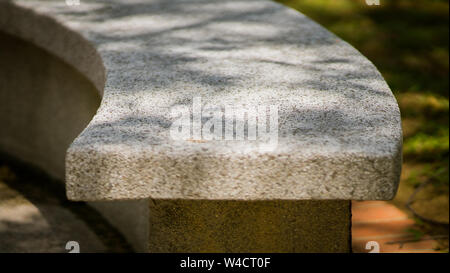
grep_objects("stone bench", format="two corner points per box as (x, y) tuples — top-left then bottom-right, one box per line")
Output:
(0, 0), (402, 252)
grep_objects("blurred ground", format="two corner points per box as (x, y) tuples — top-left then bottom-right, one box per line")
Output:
(0, 155), (132, 253)
(352, 200), (444, 253)
(277, 0), (449, 251)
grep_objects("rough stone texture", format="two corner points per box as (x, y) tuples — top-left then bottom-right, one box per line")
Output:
(0, 0), (402, 202)
(149, 199), (351, 252)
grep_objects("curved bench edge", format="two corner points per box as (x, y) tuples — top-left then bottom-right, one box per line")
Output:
(0, 0), (106, 94)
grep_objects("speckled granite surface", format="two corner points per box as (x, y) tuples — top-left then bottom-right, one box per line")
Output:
(0, 0), (402, 201)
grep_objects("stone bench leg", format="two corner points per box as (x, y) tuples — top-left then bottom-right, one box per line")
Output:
(148, 200), (351, 253)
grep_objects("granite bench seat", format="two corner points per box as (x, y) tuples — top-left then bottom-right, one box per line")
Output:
(0, 0), (402, 252)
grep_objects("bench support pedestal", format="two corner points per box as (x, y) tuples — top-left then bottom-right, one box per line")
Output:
(148, 200), (351, 253)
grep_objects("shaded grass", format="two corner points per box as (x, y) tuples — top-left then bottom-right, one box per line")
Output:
(277, 0), (449, 249)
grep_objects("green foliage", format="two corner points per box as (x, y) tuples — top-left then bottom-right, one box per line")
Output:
(406, 228), (425, 240)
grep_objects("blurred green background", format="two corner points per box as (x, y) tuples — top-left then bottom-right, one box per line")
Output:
(276, 0), (449, 248)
